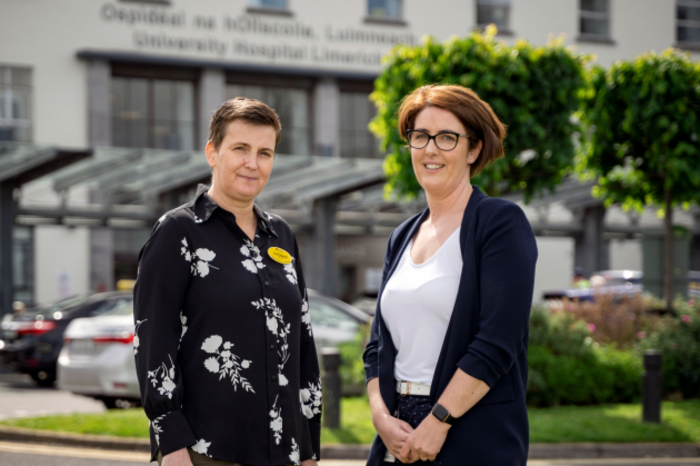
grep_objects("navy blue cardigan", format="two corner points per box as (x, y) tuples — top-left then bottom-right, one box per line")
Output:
(363, 187), (537, 466)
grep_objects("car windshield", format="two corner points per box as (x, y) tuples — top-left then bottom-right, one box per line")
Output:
(101, 301), (134, 316)
(308, 299), (359, 332)
(24, 294), (91, 320)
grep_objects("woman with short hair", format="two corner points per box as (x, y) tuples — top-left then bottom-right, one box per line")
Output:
(363, 84), (537, 465)
(135, 97), (321, 466)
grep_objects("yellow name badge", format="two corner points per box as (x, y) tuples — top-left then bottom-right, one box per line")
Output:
(268, 247), (293, 265)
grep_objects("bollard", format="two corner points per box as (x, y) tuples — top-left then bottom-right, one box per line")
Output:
(321, 347), (341, 429)
(642, 350), (662, 423)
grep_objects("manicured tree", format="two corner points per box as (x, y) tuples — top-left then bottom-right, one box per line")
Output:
(370, 26), (590, 202)
(579, 49), (700, 310)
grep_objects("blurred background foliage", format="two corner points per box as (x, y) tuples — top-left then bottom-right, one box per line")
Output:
(370, 25), (591, 202)
(578, 50), (700, 311)
(341, 300), (698, 406)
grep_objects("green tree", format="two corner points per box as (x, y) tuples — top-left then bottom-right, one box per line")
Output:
(579, 49), (700, 311)
(370, 26), (590, 202)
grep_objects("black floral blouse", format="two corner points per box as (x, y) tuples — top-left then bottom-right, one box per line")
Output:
(134, 185), (321, 465)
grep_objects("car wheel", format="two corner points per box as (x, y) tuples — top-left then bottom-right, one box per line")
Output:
(102, 398), (140, 410)
(30, 371), (56, 387)
(102, 398), (118, 410)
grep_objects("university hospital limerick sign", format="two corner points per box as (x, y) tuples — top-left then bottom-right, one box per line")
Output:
(100, 2), (418, 70)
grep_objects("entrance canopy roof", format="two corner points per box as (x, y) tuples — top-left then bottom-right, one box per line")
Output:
(7, 144), (392, 230)
(4, 144), (698, 235)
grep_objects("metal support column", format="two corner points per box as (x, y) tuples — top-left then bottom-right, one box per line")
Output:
(306, 196), (338, 297)
(574, 205), (609, 276)
(313, 78), (340, 157)
(0, 182), (15, 316)
(198, 68), (226, 148)
(87, 60), (112, 147)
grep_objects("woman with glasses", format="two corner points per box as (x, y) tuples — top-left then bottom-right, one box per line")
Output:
(363, 84), (537, 465)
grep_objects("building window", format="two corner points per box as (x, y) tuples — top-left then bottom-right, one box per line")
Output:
(340, 92), (380, 159)
(477, 0), (511, 31)
(0, 66), (32, 143)
(226, 85), (310, 156)
(678, 0), (700, 45)
(111, 77), (195, 151)
(579, 0), (610, 40)
(13, 226), (34, 305)
(249, 0), (287, 10)
(119, 0), (170, 4)
(368, 0), (402, 20)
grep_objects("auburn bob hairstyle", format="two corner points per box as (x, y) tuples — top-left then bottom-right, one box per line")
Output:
(208, 97), (282, 150)
(397, 84), (506, 177)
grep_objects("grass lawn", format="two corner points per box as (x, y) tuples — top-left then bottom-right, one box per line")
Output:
(1, 398), (699, 444)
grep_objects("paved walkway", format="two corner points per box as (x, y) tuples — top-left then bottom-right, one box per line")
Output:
(0, 369), (105, 421)
(1, 442), (700, 466)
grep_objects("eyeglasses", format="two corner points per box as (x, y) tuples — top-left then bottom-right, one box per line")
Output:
(406, 129), (471, 151)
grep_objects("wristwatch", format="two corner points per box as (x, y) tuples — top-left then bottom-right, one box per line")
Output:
(431, 403), (457, 425)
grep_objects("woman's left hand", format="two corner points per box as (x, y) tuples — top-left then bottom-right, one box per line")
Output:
(300, 459), (318, 466)
(399, 414), (450, 463)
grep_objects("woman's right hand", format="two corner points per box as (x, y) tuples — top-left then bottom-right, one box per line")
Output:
(373, 409), (415, 459)
(161, 448), (194, 466)
(367, 378), (414, 459)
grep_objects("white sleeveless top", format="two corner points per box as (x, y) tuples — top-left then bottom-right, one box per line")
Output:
(380, 227), (463, 385)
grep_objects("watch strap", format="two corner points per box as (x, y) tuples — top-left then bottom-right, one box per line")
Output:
(431, 403), (457, 425)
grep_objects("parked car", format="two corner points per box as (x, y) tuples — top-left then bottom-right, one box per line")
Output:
(307, 289), (371, 351)
(58, 301), (139, 408)
(0, 292), (133, 386)
(58, 289), (370, 408)
(542, 269), (699, 302)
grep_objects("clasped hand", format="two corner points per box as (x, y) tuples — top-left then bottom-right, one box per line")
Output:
(374, 410), (449, 463)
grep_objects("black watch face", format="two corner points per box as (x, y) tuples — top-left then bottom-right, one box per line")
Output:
(432, 403), (449, 422)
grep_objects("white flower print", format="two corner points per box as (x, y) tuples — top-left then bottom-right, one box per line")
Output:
(289, 438), (300, 466)
(300, 298), (312, 336)
(151, 413), (166, 446)
(193, 214), (203, 224)
(240, 239), (265, 274)
(180, 238), (192, 262)
(269, 395), (283, 445)
(179, 312), (188, 345)
(252, 298), (290, 386)
(201, 335), (254, 393)
(191, 438), (211, 456)
(147, 354), (177, 399)
(180, 238), (218, 277)
(300, 377), (322, 419)
(133, 319), (147, 356)
(284, 262), (298, 285)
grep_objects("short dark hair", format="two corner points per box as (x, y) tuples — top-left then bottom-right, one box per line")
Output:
(208, 97), (282, 150)
(397, 84), (507, 177)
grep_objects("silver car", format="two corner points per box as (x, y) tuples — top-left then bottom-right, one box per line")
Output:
(57, 302), (140, 409)
(58, 290), (369, 408)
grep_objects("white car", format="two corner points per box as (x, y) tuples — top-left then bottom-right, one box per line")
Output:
(57, 302), (140, 409)
(58, 290), (369, 408)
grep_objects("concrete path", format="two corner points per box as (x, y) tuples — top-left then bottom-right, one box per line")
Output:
(0, 369), (105, 421)
(2, 442), (700, 466)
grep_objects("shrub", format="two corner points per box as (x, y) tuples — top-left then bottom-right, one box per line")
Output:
(554, 293), (653, 347)
(338, 324), (371, 391)
(638, 298), (700, 399)
(527, 306), (643, 407)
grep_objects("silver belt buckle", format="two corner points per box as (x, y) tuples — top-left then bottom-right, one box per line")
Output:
(399, 381), (411, 397)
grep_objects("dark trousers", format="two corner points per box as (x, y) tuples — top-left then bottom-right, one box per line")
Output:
(385, 394), (436, 465)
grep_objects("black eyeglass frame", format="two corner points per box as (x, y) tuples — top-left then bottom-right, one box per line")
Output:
(406, 129), (472, 151)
